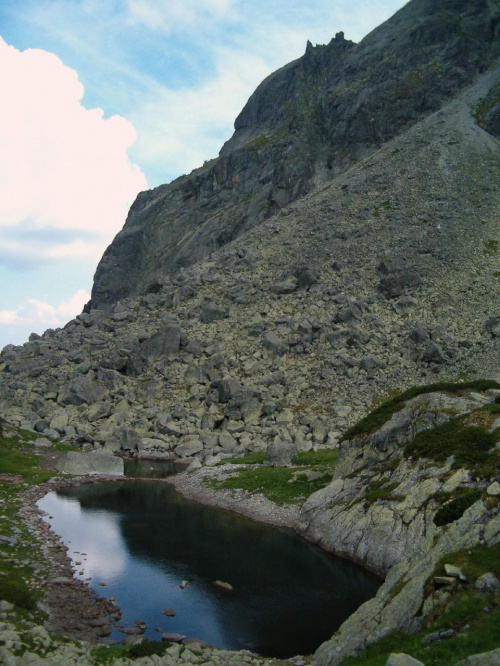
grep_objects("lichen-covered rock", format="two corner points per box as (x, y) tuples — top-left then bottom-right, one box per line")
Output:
(264, 441), (298, 467)
(57, 376), (107, 407)
(56, 452), (124, 475)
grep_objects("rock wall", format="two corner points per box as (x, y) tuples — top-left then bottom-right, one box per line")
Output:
(297, 387), (500, 664)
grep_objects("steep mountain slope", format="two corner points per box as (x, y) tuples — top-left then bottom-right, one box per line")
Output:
(1, 63), (499, 458)
(90, 0), (500, 311)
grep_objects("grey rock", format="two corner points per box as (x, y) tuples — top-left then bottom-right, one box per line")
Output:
(264, 441), (297, 467)
(34, 438), (53, 448)
(452, 648), (500, 665)
(162, 632), (186, 642)
(217, 379), (242, 404)
(269, 279), (297, 294)
(58, 376), (107, 406)
(56, 452), (124, 475)
(421, 341), (445, 364)
(140, 323), (181, 358)
(115, 428), (142, 451)
(42, 428), (60, 440)
(34, 420), (50, 433)
(444, 564), (467, 581)
(487, 481), (500, 496)
(201, 302), (228, 323)
(175, 437), (204, 458)
(262, 331), (288, 355)
(294, 265), (320, 289)
(474, 572), (500, 592)
(218, 432), (237, 452)
(386, 655), (425, 666)
(410, 325), (430, 344)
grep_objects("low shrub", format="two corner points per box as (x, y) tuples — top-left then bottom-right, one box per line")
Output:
(434, 489), (482, 526)
(342, 380), (500, 441)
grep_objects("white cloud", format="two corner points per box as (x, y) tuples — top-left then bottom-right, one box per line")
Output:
(130, 47), (271, 179)
(126, 0), (233, 31)
(0, 37), (148, 265)
(0, 289), (90, 329)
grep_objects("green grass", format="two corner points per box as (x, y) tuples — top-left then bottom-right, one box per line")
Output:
(206, 449), (339, 505)
(436, 543), (500, 582)
(0, 482), (45, 611)
(93, 640), (172, 663)
(0, 418), (55, 484)
(0, 419), (60, 611)
(342, 544), (500, 666)
(404, 418), (499, 476)
(342, 380), (500, 441)
(206, 467), (334, 505)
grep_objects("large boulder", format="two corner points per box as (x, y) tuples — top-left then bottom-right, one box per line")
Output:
(56, 452), (124, 475)
(264, 441), (297, 467)
(140, 323), (181, 358)
(58, 377), (107, 406)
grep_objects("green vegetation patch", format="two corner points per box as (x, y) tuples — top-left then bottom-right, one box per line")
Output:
(223, 449), (339, 467)
(436, 543), (500, 583)
(93, 640), (172, 664)
(0, 483), (45, 611)
(342, 380), (500, 442)
(405, 417), (498, 475)
(433, 489), (483, 527)
(342, 544), (500, 666)
(362, 479), (402, 507)
(207, 449), (338, 505)
(484, 239), (499, 256)
(222, 452), (266, 465)
(0, 418), (54, 484)
(206, 467), (334, 505)
(0, 419), (60, 613)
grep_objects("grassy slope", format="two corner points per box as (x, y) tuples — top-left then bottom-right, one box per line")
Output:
(206, 449), (339, 505)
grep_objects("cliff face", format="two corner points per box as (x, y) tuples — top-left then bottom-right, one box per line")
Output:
(90, 0), (499, 311)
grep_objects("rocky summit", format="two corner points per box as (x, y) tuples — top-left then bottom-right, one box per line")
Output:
(1, 0), (500, 665)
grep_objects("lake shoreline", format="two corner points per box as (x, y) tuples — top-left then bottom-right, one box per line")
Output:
(20, 463), (306, 653)
(165, 463), (302, 531)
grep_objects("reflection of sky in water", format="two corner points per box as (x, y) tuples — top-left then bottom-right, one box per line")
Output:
(37, 490), (226, 646)
(37, 481), (381, 657)
(39, 492), (127, 581)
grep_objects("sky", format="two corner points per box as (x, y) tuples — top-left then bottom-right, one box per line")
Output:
(0, 0), (408, 349)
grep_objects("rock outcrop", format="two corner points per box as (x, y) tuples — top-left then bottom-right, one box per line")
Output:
(296, 386), (500, 664)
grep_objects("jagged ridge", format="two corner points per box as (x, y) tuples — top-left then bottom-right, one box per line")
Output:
(90, 0), (499, 311)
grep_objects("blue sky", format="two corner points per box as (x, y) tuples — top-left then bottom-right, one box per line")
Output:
(0, 0), (407, 348)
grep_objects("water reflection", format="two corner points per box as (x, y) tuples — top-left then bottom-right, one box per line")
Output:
(38, 479), (381, 657)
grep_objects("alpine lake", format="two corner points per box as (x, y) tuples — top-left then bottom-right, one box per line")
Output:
(37, 460), (381, 658)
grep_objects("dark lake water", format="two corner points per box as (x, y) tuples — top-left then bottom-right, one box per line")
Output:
(38, 463), (381, 658)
